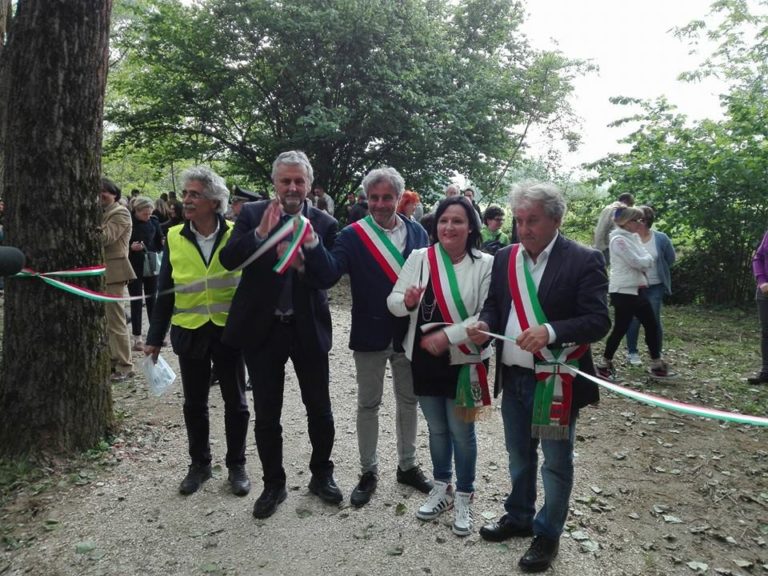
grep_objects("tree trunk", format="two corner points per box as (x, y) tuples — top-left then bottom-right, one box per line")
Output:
(0, 0), (114, 456)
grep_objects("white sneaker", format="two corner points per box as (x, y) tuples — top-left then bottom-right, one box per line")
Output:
(627, 352), (641, 366)
(452, 491), (474, 536)
(416, 480), (454, 521)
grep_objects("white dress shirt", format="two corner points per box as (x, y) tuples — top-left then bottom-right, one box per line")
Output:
(501, 233), (559, 369)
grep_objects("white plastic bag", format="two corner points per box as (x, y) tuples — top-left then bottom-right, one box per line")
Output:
(142, 354), (177, 396)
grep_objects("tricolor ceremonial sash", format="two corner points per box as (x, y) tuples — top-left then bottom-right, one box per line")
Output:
(351, 215), (405, 283)
(427, 244), (491, 418)
(507, 244), (588, 440)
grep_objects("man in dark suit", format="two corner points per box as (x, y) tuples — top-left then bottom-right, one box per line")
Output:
(219, 150), (342, 519)
(467, 181), (609, 573)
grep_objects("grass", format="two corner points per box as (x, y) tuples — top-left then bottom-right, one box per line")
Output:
(594, 303), (768, 418)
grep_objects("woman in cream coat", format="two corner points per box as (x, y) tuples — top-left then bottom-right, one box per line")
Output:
(388, 196), (493, 538)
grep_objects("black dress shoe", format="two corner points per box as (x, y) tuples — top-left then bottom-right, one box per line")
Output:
(179, 463), (212, 495)
(396, 465), (433, 494)
(518, 535), (560, 573)
(479, 514), (534, 542)
(308, 475), (343, 504)
(228, 465), (251, 497)
(350, 471), (378, 507)
(252, 485), (287, 518)
(747, 373), (768, 385)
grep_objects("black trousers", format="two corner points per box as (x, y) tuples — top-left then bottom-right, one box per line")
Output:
(603, 291), (660, 361)
(244, 318), (335, 488)
(128, 273), (158, 337)
(178, 328), (249, 469)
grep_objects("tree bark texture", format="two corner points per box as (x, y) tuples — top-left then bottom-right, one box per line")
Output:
(0, 0), (114, 456)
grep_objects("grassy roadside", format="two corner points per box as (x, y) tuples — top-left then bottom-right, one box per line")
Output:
(594, 303), (768, 416)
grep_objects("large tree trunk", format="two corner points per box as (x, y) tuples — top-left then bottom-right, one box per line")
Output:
(0, 0), (114, 456)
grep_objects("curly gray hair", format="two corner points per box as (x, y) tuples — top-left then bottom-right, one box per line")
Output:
(271, 151), (314, 186)
(361, 167), (405, 198)
(509, 181), (567, 220)
(181, 166), (229, 215)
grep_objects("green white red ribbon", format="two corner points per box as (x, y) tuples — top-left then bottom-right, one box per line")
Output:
(15, 266), (135, 303)
(233, 214), (311, 274)
(477, 328), (768, 428)
(14, 215), (312, 301)
(272, 216), (311, 274)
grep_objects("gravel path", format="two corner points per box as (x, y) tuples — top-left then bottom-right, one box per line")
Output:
(2, 279), (766, 575)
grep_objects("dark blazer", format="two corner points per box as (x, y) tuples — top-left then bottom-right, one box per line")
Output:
(304, 215), (428, 352)
(479, 234), (610, 411)
(219, 200), (338, 355)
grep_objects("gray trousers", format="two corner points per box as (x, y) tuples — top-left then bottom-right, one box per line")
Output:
(354, 345), (419, 474)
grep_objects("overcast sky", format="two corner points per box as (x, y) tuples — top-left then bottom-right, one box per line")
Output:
(521, 0), (727, 173)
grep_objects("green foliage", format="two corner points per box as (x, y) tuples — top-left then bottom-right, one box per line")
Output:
(589, 95), (767, 304)
(588, 1), (768, 305)
(106, 0), (585, 204)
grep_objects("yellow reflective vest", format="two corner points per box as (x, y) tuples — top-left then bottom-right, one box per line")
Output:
(167, 225), (240, 329)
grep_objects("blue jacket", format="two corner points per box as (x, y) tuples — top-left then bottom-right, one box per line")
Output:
(306, 215), (428, 352)
(652, 230), (676, 295)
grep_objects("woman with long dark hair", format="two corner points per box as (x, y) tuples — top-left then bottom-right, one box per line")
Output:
(388, 196), (493, 537)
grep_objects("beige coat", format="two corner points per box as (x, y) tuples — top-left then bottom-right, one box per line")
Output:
(101, 202), (136, 284)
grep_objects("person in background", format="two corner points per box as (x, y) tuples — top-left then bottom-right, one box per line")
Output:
(348, 190), (369, 223)
(127, 196), (164, 351)
(749, 229), (768, 384)
(480, 205), (510, 255)
(313, 184), (334, 216)
(594, 192), (634, 265)
(468, 181), (609, 573)
(596, 206), (671, 381)
(144, 166), (250, 497)
(444, 184), (460, 198)
(624, 206), (676, 365)
(463, 188), (483, 221)
(100, 178), (136, 381)
(161, 200), (184, 236)
(397, 190), (421, 221)
(420, 211), (436, 243)
(230, 186), (261, 220)
(388, 196), (493, 537)
(153, 197), (171, 224)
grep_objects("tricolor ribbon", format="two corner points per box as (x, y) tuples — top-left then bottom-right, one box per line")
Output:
(13, 215), (313, 301)
(476, 328), (768, 428)
(233, 214), (311, 274)
(15, 266), (135, 303)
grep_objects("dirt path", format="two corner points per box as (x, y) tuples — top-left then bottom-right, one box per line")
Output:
(2, 281), (767, 576)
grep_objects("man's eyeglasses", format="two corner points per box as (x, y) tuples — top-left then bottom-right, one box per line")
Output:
(181, 189), (204, 200)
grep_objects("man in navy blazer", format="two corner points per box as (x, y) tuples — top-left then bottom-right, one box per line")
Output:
(304, 167), (432, 508)
(219, 151), (342, 519)
(467, 181), (609, 573)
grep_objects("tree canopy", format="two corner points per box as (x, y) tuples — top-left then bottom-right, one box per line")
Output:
(589, 0), (768, 304)
(106, 0), (586, 203)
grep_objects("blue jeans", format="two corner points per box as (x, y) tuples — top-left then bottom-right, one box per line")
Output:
(626, 283), (664, 355)
(501, 366), (576, 540)
(418, 396), (476, 493)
